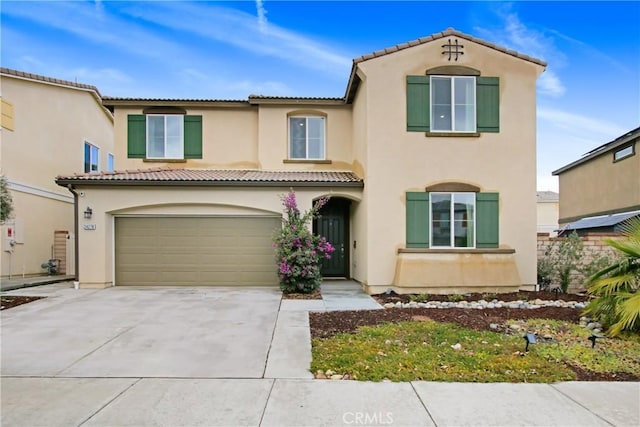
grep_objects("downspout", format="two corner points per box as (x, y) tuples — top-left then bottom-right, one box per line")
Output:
(66, 185), (80, 286)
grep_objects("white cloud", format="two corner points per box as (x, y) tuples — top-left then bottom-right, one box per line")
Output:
(180, 67), (291, 99)
(474, 4), (568, 99)
(256, 0), (268, 33)
(538, 108), (627, 140)
(2, 1), (185, 60)
(537, 70), (565, 97)
(71, 67), (133, 85)
(120, 2), (352, 77)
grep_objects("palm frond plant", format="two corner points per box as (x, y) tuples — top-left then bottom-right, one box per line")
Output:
(584, 216), (640, 336)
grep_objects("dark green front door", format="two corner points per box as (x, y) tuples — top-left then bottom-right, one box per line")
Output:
(314, 198), (350, 277)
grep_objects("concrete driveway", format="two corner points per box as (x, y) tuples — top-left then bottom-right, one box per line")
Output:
(1, 284), (289, 378)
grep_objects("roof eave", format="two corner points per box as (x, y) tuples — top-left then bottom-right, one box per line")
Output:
(55, 179), (364, 188)
(552, 128), (640, 175)
(247, 96), (345, 105)
(102, 98), (251, 108)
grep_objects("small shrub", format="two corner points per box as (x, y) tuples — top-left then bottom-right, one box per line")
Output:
(541, 231), (584, 293)
(0, 175), (13, 224)
(483, 293), (498, 301)
(447, 294), (464, 302)
(409, 294), (429, 303)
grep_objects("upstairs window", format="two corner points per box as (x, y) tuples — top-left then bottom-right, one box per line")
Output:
(431, 76), (476, 132)
(127, 114), (202, 160)
(107, 153), (115, 171)
(84, 142), (99, 173)
(289, 116), (325, 160)
(147, 115), (184, 159)
(407, 73), (499, 134)
(614, 145), (634, 162)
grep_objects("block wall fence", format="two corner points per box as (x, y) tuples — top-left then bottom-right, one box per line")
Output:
(537, 232), (624, 293)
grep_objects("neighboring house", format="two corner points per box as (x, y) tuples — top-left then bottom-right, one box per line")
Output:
(552, 127), (640, 234)
(536, 191), (559, 236)
(0, 68), (114, 279)
(55, 28), (546, 294)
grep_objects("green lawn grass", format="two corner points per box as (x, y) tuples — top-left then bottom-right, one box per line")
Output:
(311, 320), (640, 382)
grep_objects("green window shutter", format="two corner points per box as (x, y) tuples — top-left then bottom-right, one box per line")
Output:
(184, 115), (203, 159)
(476, 77), (499, 133)
(476, 192), (499, 248)
(406, 76), (430, 132)
(406, 192), (430, 248)
(127, 115), (146, 158)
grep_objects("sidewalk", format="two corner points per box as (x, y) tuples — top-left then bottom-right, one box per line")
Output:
(0, 274), (75, 292)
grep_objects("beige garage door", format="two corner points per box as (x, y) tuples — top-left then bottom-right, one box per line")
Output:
(115, 216), (281, 286)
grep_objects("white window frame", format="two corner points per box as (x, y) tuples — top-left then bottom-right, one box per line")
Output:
(288, 116), (326, 160)
(430, 76), (476, 133)
(146, 114), (184, 159)
(107, 153), (115, 171)
(429, 192), (476, 249)
(83, 141), (99, 173)
(614, 145), (634, 162)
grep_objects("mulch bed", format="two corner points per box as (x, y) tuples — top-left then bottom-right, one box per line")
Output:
(282, 289), (323, 300)
(1, 295), (45, 310)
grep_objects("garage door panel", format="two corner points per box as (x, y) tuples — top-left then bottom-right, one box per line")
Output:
(115, 217), (280, 286)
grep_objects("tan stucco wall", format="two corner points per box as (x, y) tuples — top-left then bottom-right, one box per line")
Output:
(380, 251), (521, 295)
(112, 107), (259, 171)
(537, 201), (559, 234)
(72, 185), (362, 287)
(349, 77), (369, 285)
(1, 191), (73, 277)
(112, 104), (354, 172)
(353, 39), (544, 290)
(257, 105), (354, 171)
(557, 148), (640, 224)
(1, 75), (113, 276)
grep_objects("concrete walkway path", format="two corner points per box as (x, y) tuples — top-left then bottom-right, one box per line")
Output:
(1, 282), (638, 426)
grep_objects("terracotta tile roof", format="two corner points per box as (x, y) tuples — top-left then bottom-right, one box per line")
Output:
(536, 191), (559, 202)
(352, 28), (547, 67)
(248, 95), (344, 105)
(1, 67), (102, 95)
(102, 96), (248, 104)
(102, 95), (345, 106)
(55, 168), (364, 187)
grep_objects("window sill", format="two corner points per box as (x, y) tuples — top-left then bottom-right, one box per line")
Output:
(143, 158), (188, 163)
(399, 248), (515, 254)
(426, 132), (480, 137)
(283, 159), (332, 164)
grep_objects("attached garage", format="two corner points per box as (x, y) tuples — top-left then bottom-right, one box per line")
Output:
(115, 216), (281, 286)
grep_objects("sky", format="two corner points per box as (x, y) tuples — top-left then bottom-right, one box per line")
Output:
(2, 1), (639, 192)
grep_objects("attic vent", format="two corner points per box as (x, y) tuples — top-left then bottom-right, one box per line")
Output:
(442, 38), (464, 61)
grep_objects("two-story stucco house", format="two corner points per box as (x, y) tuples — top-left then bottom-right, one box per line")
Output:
(55, 28), (546, 294)
(552, 127), (640, 235)
(1, 68), (114, 279)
